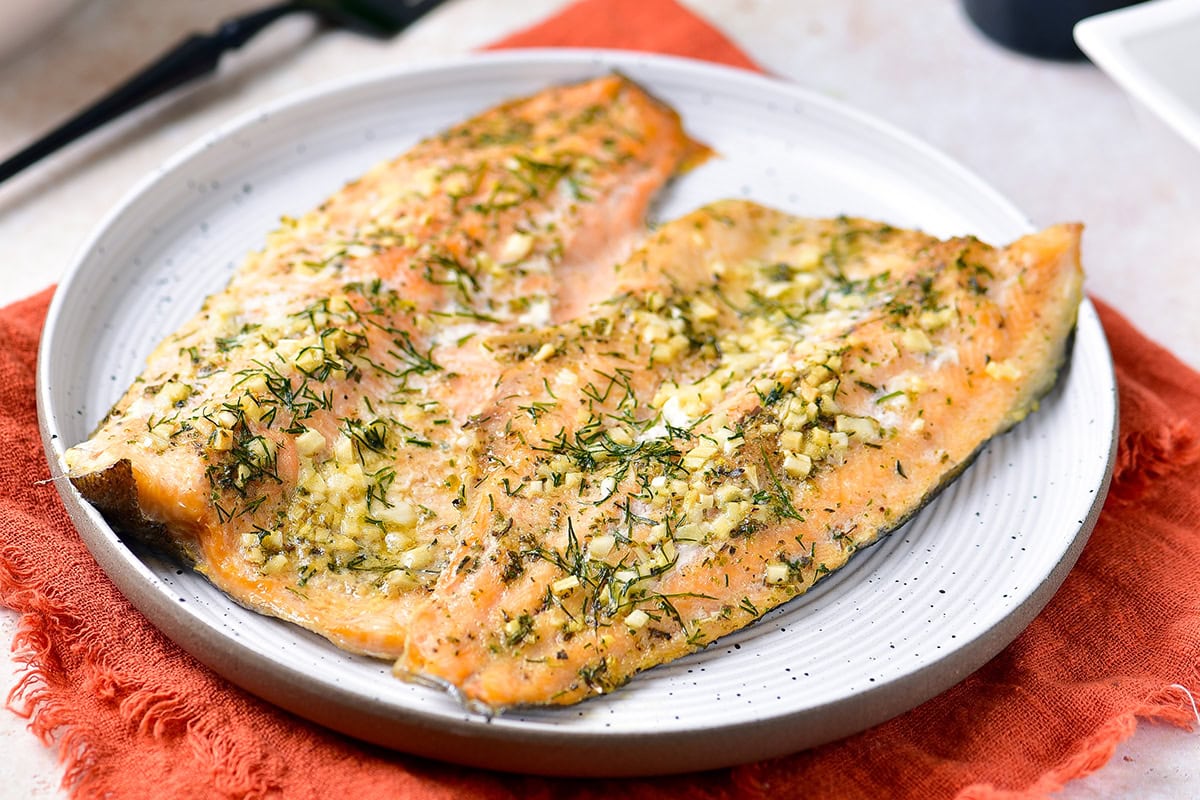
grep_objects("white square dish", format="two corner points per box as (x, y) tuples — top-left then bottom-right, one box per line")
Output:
(1075, 0), (1200, 151)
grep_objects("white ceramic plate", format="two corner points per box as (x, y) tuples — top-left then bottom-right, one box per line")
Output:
(37, 50), (1116, 776)
(1075, 0), (1200, 151)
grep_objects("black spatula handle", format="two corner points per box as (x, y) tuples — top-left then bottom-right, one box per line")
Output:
(0, 2), (295, 184)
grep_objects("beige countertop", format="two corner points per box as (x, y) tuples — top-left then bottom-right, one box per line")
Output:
(2, 1), (1197, 797)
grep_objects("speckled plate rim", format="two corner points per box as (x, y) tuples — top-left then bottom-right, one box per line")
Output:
(36, 49), (1118, 776)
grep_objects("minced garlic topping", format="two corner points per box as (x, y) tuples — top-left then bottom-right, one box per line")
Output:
(440, 208), (996, 679)
(70, 185), (1017, 693)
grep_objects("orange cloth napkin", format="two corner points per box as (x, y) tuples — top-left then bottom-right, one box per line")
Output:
(4, 1), (1199, 798)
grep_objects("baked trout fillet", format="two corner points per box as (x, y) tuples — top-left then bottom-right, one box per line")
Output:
(399, 199), (1084, 708)
(63, 75), (703, 657)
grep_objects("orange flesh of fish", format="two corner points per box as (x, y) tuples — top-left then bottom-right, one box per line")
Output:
(64, 78), (1084, 710)
(64, 75), (702, 657)
(398, 201), (1083, 707)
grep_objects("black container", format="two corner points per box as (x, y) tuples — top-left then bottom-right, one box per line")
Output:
(962, 0), (1148, 60)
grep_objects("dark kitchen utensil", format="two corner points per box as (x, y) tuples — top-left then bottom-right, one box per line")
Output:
(0, 0), (448, 184)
